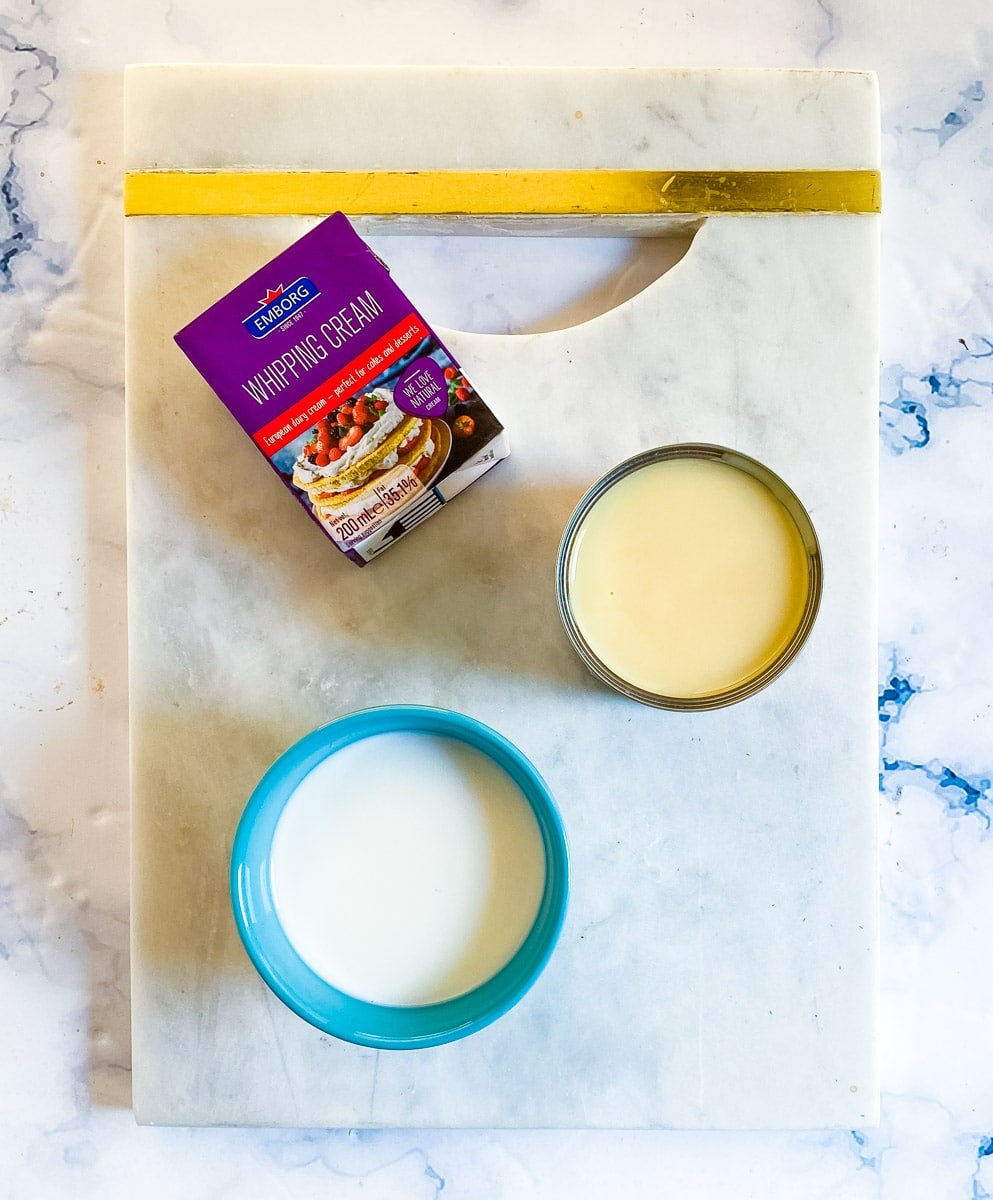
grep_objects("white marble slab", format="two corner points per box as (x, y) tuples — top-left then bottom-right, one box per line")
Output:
(125, 65), (879, 173)
(125, 66), (879, 1128)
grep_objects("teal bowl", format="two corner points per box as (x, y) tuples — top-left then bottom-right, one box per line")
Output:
(230, 705), (569, 1050)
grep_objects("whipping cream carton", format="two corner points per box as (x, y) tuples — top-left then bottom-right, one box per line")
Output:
(175, 213), (509, 565)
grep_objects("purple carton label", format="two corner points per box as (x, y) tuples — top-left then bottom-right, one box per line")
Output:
(174, 213), (508, 565)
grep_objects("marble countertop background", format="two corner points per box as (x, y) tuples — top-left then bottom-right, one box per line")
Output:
(1, 0), (991, 1196)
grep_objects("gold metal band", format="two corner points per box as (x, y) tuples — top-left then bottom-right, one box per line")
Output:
(124, 169), (881, 217)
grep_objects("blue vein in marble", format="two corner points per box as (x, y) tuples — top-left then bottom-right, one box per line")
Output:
(972, 1136), (993, 1199)
(424, 1162), (446, 1192)
(848, 1129), (880, 1172)
(881, 757), (992, 827)
(880, 337), (993, 454)
(878, 660), (993, 827)
(878, 672), (920, 726)
(0, 25), (59, 291)
(913, 81), (986, 147)
(259, 1131), (445, 1192)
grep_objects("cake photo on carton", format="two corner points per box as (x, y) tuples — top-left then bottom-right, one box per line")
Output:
(174, 213), (509, 565)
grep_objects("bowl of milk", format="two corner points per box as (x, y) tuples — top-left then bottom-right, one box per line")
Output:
(230, 705), (569, 1048)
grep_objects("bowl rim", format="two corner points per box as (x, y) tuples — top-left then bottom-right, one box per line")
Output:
(230, 704), (569, 1050)
(556, 442), (824, 711)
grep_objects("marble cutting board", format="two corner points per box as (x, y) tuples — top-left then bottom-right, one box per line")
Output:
(125, 66), (879, 1128)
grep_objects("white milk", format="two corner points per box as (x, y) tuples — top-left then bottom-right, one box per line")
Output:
(269, 730), (547, 1007)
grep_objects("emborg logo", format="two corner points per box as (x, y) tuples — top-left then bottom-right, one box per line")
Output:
(243, 277), (320, 339)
